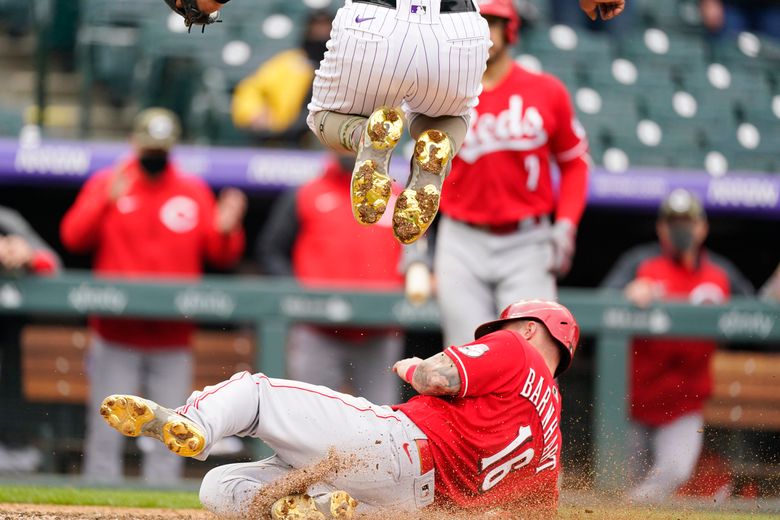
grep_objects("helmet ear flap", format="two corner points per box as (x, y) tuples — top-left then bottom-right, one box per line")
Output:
(505, 12), (519, 44)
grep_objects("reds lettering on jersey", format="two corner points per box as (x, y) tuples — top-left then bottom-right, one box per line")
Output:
(395, 330), (563, 510)
(440, 63), (588, 225)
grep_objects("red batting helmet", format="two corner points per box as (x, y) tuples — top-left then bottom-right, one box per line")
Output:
(474, 300), (580, 376)
(477, 0), (520, 44)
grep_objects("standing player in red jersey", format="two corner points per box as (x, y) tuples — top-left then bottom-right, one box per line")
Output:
(407, 0), (590, 346)
(96, 300), (579, 518)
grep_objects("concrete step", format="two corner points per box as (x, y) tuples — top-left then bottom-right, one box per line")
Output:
(0, 34), (35, 58)
(24, 102), (135, 132)
(6, 70), (82, 98)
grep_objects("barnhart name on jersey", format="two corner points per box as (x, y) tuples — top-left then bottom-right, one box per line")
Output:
(520, 367), (560, 473)
(458, 94), (549, 164)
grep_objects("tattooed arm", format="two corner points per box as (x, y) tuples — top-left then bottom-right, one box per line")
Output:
(392, 352), (462, 396)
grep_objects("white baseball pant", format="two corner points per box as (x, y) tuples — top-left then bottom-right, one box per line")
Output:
(307, 0), (490, 129)
(179, 371), (434, 517)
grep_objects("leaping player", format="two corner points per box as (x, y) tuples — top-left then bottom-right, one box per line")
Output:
(173, 0), (625, 244)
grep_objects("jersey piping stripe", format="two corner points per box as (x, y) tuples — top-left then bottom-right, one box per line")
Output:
(255, 374), (402, 422)
(555, 139), (588, 163)
(178, 370), (250, 414)
(446, 347), (469, 397)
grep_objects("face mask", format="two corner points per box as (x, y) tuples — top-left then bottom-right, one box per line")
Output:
(668, 223), (696, 253)
(139, 154), (169, 177)
(304, 39), (329, 63)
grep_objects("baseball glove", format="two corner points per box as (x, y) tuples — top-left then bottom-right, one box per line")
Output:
(163, 0), (220, 32)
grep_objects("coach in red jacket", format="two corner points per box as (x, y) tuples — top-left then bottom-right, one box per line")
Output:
(601, 188), (753, 502)
(61, 108), (246, 484)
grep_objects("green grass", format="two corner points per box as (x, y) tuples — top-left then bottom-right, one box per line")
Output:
(0, 485), (775, 519)
(0, 485), (200, 509)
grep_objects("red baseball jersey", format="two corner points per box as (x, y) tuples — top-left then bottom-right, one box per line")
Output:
(440, 63), (589, 226)
(61, 158), (245, 348)
(630, 253), (731, 426)
(395, 330), (563, 511)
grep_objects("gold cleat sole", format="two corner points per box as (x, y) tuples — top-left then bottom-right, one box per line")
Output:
(329, 491), (358, 519)
(392, 129), (453, 244)
(271, 494), (325, 520)
(100, 394), (205, 457)
(351, 107), (403, 225)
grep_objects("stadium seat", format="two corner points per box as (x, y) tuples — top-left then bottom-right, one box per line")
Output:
(520, 24), (613, 66)
(678, 62), (774, 113)
(710, 32), (780, 75)
(640, 86), (737, 140)
(573, 86), (640, 144)
(740, 93), (780, 127)
(0, 106), (23, 137)
(635, 0), (702, 32)
(709, 121), (780, 173)
(0, 0), (32, 36)
(582, 57), (675, 98)
(76, 0), (170, 107)
(618, 27), (707, 69)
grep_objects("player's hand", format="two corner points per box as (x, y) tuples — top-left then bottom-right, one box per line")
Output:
(405, 262), (433, 306)
(215, 188), (248, 234)
(0, 235), (34, 271)
(108, 160), (133, 202)
(624, 278), (663, 308)
(392, 357), (423, 384)
(579, 0), (625, 21)
(176, 0), (223, 14)
(699, 0), (725, 32)
(550, 219), (576, 278)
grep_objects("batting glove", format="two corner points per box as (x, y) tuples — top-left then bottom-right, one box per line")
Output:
(551, 219), (576, 278)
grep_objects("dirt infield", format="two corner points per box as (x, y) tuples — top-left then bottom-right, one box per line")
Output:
(0, 504), (217, 519)
(1, 502), (778, 520)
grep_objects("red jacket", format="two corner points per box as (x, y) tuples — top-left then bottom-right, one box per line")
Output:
(61, 158), (244, 348)
(292, 163), (403, 289)
(629, 253), (731, 426)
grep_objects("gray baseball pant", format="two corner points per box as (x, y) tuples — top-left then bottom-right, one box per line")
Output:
(434, 215), (557, 347)
(627, 412), (704, 501)
(82, 334), (192, 484)
(286, 324), (402, 405)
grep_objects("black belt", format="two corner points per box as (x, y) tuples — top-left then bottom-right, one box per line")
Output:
(463, 214), (552, 235)
(353, 0), (477, 13)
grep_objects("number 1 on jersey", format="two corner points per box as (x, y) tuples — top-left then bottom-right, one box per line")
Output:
(479, 425), (534, 491)
(524, 154), (540, 191)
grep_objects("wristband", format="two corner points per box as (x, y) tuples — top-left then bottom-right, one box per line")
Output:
(404, 364), (418, 384)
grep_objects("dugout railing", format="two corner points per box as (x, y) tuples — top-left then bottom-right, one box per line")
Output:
(1, 271), (778, 491)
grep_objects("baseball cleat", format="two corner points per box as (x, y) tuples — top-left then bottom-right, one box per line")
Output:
(271, 494), (324, 520)
(328, 490), (358, 519)
(392, 129), (453, 244)
(351, 107), (403, 225)
(270, 491), (358, 520)
(100, 394), (205, 457)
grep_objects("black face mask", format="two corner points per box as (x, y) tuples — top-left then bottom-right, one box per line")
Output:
(304, 39), (329, 63)
(668, 223), (696, 254)
(139, 153), (169, 177)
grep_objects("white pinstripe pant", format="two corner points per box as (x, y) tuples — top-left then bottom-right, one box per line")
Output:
(307, 0), (490, 129)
